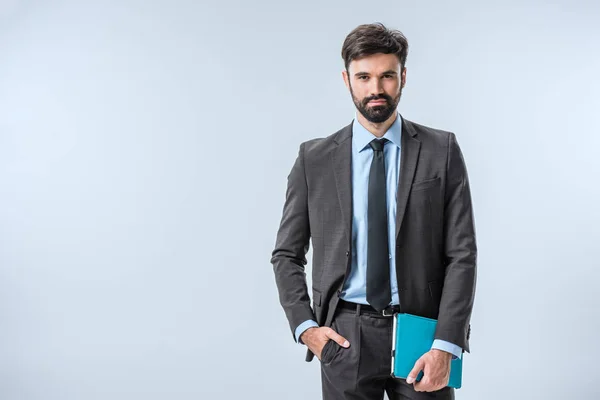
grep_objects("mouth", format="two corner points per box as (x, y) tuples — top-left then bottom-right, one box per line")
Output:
(368, 100), (387, 105)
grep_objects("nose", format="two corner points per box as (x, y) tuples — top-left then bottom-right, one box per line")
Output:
(369, 77), (384, 97)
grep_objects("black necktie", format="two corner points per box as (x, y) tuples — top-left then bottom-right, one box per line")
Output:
(366, 138), (392, 312)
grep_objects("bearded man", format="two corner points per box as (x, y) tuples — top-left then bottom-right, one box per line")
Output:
(270, 22), (477, 400)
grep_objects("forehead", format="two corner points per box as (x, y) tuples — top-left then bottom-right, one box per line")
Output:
(348, 53), (401, 75)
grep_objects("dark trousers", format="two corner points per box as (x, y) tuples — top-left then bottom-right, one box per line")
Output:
(319, 303), (455, 400)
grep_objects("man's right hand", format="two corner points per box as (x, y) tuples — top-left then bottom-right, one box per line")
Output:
(300, 326), (350, 360)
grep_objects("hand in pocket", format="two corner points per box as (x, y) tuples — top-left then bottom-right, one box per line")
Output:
(300, 323), (350, 361)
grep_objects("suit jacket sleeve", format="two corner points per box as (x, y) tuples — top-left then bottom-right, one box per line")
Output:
(270, 142), (316, 342)
(434, 132), (477, 353)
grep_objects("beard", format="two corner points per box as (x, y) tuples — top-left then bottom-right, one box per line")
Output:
(349, 83), (402, 123)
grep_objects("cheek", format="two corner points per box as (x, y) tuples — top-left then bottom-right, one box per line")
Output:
(352, 87), (368, 100)
(384, 81), (400, 94)
(353, 82), (366, 93)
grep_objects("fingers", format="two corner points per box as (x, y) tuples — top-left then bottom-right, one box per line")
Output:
(324, 327), (350, 348)
(412, 365), (434, 392)
(413, 378), (430, 392)
(410, 353), (448, 392)
(406, 357), (425, 384)
(414, 377), (444, 393)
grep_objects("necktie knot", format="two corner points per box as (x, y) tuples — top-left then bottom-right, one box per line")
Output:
(369, 138), (389, 152)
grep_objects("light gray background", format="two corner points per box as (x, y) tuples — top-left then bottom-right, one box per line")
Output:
(1, 0), (598, 399)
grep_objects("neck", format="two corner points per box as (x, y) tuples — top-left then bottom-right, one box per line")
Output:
(356, 111), (398, 138)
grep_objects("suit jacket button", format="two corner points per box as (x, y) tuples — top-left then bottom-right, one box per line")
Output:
(345, 251), (349, 256)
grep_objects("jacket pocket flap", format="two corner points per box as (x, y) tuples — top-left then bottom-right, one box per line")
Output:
(312, 288), (322, 306)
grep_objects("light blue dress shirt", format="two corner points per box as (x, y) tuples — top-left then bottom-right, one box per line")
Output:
(295, 112), (462, 359)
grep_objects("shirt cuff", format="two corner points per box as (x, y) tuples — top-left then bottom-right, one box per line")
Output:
(295, 320), (319, 344)
(431, 339), (462, 360)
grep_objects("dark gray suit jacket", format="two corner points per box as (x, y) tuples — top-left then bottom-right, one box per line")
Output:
(270, 116), (477, 362)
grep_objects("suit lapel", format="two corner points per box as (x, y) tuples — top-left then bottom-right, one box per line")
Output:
(332, 123), (353, 242)
(395, 117), (421, 240)
(331, 116), (421, 244)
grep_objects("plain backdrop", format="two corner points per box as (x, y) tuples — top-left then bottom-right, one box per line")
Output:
(1, 0), (599, 399)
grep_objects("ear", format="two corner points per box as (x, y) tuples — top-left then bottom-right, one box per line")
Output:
(401, 67), (407, 88)
(342, 69), (350, 90)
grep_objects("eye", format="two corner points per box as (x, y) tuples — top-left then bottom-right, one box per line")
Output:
(358, 76), (368, 80)
(383, 74), (393, 78)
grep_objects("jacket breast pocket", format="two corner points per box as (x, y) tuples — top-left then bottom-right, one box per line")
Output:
(411, 176), (441, 192)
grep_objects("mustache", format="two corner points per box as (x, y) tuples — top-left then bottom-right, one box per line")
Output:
(364, 95), (391, 104)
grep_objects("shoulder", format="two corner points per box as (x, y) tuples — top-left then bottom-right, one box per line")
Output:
(404, 118), (455, 147)
(298, 121), (352, 158)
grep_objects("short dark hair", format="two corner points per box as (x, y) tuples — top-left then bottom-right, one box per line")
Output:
(341, 22), (409, 72)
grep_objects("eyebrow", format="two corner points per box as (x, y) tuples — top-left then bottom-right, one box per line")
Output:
(354, 70), (398, 77)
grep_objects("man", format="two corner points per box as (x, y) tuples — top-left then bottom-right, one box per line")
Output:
(270, 22), (477, 400)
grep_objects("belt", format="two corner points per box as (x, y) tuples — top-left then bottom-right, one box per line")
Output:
(338, 299), (400, 317)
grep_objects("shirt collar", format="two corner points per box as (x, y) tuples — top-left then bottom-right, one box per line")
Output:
(352, 111), (402, 153)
